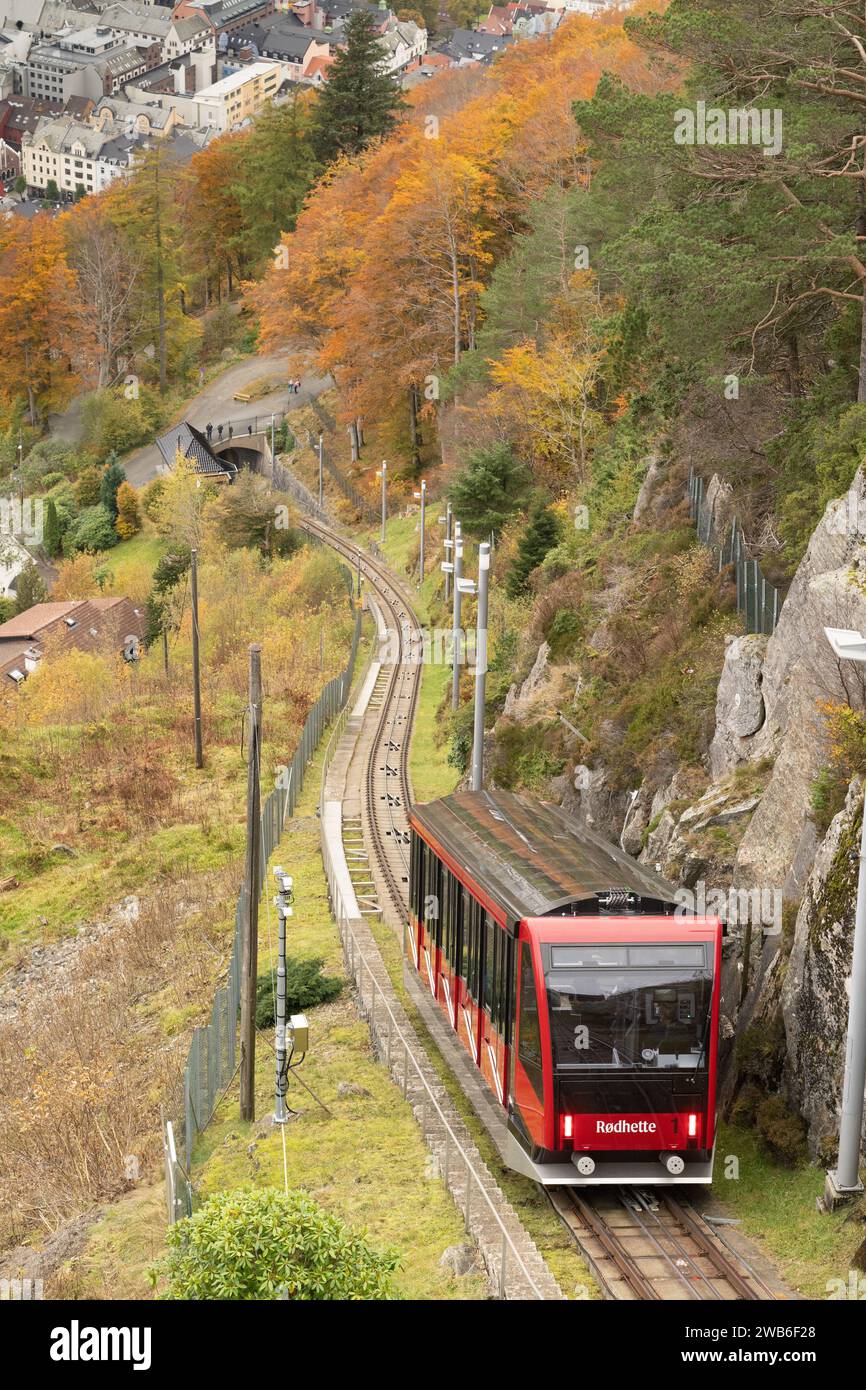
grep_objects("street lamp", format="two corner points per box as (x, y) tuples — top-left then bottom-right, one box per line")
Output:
(449, 521), (462, 712)
(377, 460), (387, 545)
(270, 412), (276, 464)
(458, 541), (491, 793)
(413, 479), (426, 586)
(822, 625), (866, 1206)
(317, 431), (324, 510)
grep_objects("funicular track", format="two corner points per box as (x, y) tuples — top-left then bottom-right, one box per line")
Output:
(302, 515), (776, 1304)
(551, 1187), (778, 1301)
(301, 518), (421, 918)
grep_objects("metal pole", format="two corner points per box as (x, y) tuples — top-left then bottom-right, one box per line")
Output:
(318, 432), (324, 509)
(470, 542), (490, 793)
(380, 460), (387, 546)
(240, 643), (263, 1122)
(273, 870), (292, 1124)
(190, 548), (203, 769)
(444, 503), (452, 602)
(356, 552), (362, 599)
(830, 786), (866, 1194)
(271, 413), (275, 464)
(418, 479), (426, 586)
(451, 522), (463, 712)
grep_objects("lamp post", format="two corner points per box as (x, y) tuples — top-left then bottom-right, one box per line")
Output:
(317, 431), (324, 510)
(413, 479), (426, 586)
(270, 412), (275, 464)
(451, 521), (463, 712)
(377, 460), (387, 546)
(821, 625), (866, 1205)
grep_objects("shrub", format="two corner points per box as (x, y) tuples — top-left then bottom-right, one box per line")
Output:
(66, 504), (118, 555)
(13, 561), (47, 613)
(115, 482), (141, 540)
(545, 607), (583, 660)
(754, 1094), (808, 1167)
(729, 1081), (762, 1128)
(74, 467), (103, 509)
(140, 476), (166, 521)
(80, 387), (166, 461)
(155, 1188), (399, 1300)
(254, 956), (343, 1029)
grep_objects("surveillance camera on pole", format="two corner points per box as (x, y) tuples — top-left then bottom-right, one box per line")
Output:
(272, 865), (294, 1125)
(821, 626), (866, 1207)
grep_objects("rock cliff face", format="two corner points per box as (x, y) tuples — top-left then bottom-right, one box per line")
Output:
(504, 464), (866, 1157)
(782, 780), (862, 1156)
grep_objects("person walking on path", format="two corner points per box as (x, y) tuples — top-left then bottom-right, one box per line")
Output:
(206, 422), (213, 442)
(228, 423), (233, 441)
(217, 423), (224, 442)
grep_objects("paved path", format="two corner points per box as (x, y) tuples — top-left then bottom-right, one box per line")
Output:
(123, 352), (332, 487)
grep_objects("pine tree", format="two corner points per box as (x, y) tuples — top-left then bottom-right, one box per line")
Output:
(507, 503), (560, 597)
(100, 459), (126, 523)
(42, 497), (62, 557)
(311, 11), (406, 164)
(450, 443), (531, 539)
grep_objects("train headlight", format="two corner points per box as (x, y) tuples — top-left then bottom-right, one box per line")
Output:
(561, 1114), (573, 1143)
(687, 1113), (698, 1139)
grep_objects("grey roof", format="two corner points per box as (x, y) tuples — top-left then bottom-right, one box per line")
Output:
(411, 790), (682, 929)
(229, 21), (336, 58)
(435, 27), (513, 62)
(156, 420), (237, 477)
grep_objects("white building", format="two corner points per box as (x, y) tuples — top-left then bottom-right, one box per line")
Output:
(378, 17), (425, 73)
(22, 113), (137, 194)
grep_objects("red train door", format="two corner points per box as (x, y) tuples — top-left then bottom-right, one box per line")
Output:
(509, 934), (546, 1147)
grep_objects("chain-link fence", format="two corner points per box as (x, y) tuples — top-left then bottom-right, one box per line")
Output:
(688, 467), (782, 636)
(163, 599), (363, 1215)
(305, 429), (378, 524)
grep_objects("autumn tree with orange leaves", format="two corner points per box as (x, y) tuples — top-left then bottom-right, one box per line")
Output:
(0, 214), (85, 425)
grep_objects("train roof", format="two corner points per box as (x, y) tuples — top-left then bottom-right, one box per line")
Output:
(410, 789), (682, 927)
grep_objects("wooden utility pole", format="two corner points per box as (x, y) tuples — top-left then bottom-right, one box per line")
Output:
(240, 643), (263, 1122)
(190, 549), (203, 769)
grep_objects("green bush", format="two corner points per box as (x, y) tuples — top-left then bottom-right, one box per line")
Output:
(155, 1188), (399, 1300)
(754, 1094), (808, 1167)
(66, 503), (118, 555)
(254, 956), (343, 1030)
(545, 607), (583, 660)
(80, 386), (166, 462)
(729, 1081), (762, 1128)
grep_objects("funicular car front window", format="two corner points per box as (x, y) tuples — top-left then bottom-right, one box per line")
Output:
(545, 944), (711, 1070)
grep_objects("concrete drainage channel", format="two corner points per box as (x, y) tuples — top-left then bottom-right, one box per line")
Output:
(312, 528), (564, 1301)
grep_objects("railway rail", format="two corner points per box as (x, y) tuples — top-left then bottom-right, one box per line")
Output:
(551, 1187), (778, 1301)
(301, 517), (421, 917)
(300, 512), (776, 1304)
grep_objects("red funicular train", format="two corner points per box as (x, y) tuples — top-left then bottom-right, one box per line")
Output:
(408, 790), (722, 1185)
